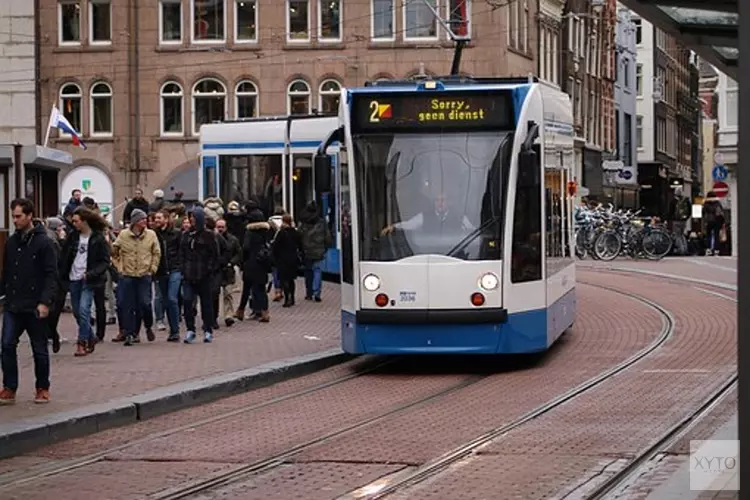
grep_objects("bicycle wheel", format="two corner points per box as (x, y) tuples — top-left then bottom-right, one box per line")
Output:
(593, 230), (622, 261)
(642, 228), (672, 260)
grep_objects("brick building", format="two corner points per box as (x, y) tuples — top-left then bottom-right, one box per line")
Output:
(39, 0), (536, 221)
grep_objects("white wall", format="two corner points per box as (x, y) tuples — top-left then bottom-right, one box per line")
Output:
(0, 0), (36, 144)
(635, 18), (655, 162)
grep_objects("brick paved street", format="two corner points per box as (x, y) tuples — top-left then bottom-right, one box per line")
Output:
(0, 285), (341, 424)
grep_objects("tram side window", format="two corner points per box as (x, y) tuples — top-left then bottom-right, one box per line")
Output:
(219, 155), (283, 216)
(340, 152), (354, 285)
(544, 171), (563, 259)
(510, 144), (542, 283)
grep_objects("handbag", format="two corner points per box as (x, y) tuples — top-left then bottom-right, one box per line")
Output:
(719, 226), (728, 243)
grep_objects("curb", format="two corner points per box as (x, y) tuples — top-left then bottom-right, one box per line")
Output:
(0, 348), (351, 460)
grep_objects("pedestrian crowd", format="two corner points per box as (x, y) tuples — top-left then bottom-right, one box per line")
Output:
(0, 188), (333, 404)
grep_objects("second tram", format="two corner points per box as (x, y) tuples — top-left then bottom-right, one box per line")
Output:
(314, 76), (577, 354)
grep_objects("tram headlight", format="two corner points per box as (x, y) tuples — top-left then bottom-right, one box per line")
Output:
(479, 272), (499, 291)
(363, 274), (381, 292)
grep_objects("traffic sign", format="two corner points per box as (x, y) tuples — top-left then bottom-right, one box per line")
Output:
(713, 181), (729, 198)
(712, 165), (728, 182)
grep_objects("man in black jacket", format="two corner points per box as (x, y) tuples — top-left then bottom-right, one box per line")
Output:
(0, 199), (58, 404)
(153, 209), (183, 341)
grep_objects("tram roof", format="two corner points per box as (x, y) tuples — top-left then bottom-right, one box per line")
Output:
(618, 0), (737, 81)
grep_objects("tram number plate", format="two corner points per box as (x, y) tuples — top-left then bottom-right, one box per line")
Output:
(399, 291), (417, 303)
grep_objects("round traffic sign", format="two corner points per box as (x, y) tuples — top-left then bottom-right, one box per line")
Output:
(712, 165), (728, 182)
(713, 181), (729, 198)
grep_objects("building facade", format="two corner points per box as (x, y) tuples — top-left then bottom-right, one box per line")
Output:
(714, 71), (738, 255)
(537, 0), (564, 86)
(39, 0), (537, 222)
(609, 3), (637, 208)
(562, 0), (617, 202)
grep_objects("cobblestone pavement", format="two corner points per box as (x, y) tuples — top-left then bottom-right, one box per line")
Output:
(0, 285), (340, 423)
(0, 276), (666, 498)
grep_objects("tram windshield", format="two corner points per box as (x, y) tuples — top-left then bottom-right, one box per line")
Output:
(353, 131), (512, 262)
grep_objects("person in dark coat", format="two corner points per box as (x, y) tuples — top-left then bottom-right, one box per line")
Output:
(297, 201), (333, 302)
(224, 200), (247, 242)
(702, 191), (725, 256)
(64, 189), (82, 215)
(271, 214), (303, 307)
(0, 198), (58, 404)
(215, 218), (242, 326)
(61, 207), (111, 355)
(239, 209), (273, 322)
(153, 209), (183, 341)
(122, 188), (150, 225)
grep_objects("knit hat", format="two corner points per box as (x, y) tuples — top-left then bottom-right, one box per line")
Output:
(153, 189), (165, 199)
(130, 208), (147, 225)
(46, 216), (63, 231)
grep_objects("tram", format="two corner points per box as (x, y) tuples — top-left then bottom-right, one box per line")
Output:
(313, 76), (577, 354)
(199, 115), (341, 275)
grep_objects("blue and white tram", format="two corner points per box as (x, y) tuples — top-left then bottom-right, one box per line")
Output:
(199, 115), (341, 275)
(313, 76), (577, 354)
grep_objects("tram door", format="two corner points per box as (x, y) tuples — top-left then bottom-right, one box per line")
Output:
(290, 154), (315, 222)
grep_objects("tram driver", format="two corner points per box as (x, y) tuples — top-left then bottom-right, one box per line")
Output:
(380, 192), (475, 236)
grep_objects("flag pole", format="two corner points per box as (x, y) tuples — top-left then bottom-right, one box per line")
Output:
(43, 105), (56, 148)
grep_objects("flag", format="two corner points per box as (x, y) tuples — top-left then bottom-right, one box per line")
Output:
(48, 105), (87, 150)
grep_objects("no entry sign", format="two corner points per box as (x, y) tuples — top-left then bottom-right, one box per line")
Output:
(713, 181), (729, 198)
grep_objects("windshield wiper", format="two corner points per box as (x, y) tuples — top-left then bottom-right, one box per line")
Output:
(446, 216), (501, 258)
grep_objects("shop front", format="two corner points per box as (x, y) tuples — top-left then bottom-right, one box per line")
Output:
(602, 161), (639, 209)
(61, 166), (115, 222)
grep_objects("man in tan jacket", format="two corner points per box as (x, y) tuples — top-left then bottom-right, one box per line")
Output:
(111, 209), (161, 346)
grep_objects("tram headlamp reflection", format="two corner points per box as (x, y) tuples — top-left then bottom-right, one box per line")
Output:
(363, 274), (381, 291)
(479, 272), (499, 291)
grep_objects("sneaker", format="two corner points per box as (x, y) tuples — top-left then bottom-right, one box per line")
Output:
(225, 317), (235, 328)
(34, 389), (50, 404)
(203, 331), (213, 343)
(74, 342), (88, 357)
(51, 335), (61, 354)
(146, 328), (155, 342)
(167, 333), (180, 342)
(184, 331), (196, 344)
(156, 322), (167, 331)
(0, 388), (16, 405)
(124, 335), (134, 346)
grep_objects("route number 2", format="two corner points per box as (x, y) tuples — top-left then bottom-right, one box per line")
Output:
(369, 101), (380, 122)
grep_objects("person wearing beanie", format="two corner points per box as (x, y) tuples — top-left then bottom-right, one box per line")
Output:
(150, 189), (166, 213)
(179, 205), (221, 343)
(111, 208), (161, 346)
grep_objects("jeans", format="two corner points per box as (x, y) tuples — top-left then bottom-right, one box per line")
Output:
(119, 276), (154, 337)
(251, 283), (268, 313)
(304, 259), (323, 299)
(273, 270), (281, 290)
(154, 280), (164, 323)
(69, 280), (95, 344)
(157, 271), (182, 335)
(183, 281), (214, 334)
(1, 311), (50, 391)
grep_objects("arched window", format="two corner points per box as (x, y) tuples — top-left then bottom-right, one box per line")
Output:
(59, 83), (82, 136)
(287, 79), (310, 115)
(90, 82), (113, 136)
(235, 80), (258, 119)
(160, 81), (183, 135)
(318, 79), (341, 114)
(192, 78), (226, 135)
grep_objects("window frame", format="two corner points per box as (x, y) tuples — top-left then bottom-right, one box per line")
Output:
(444, 0), (470, 40)
(286, 0), (311, 43)
(235, 80), (259, 119)
(636, 115), (643, 149)
(403, 0), (439, 42)
(159, 0), (183, 45)
(192, 78), (227, 136)
(89, 81), (114, 137)
(371, 0), (395, 41)
(318, 0), (342, 42)
(190, 0), (227, 44)
(160, 81), (184, 137)
(88, 0), (112, 45)
(234, 0), (258, 43)
(58, 0), (82, 46)
(318, 79), (341, 114)
(58, 83), (83, 138)
(287, 79), (311, 115)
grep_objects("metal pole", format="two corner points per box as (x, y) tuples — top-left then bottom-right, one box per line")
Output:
(738, 0), (748, 490)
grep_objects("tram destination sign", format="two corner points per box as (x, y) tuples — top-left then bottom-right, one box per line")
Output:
(351, 91), (514, 132)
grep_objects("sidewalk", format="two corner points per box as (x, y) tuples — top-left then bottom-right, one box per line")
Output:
(0, 285), (346, 458)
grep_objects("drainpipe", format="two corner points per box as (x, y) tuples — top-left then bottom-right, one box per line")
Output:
(133, 0), (141, 188)
(33, 0), (42, 145)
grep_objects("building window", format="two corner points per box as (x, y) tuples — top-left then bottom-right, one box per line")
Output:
(235, 81), (258, 119)
(160, 0), (182, 43)
(319, 80), (341, 114)
(636, 114), (644, 148)
(372, 0), (394, 40)
(90, 82), (113, 136)
(404, 0), (437, 40)
(287, 80), (311, 115)
(656, 116), (666, 153)
(623, 113), (633, 166)
(319, 0), (341, 41)
(59, 1), (81, 45)
(636, 64), (642, 96)
(725, 89), (738, 128)
(622, 59), (629, 88)
(160, 82), (183, 135)
(446, 0), (470, 38)
(193, 79), (226, 135)
(508, 0), (528, 52)
(89, 0), (111, 44)
(633, 18), (641, 45)
(59, 83), (82, 136)
(287, 0), (310, 41)
(192, 0), (225, 42)
(235, 0), (257, 42)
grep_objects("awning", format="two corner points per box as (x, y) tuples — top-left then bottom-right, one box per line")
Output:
(22, 145), (72, 171)
(618, 1), (738, 81)
(0, 146), (13, 168)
